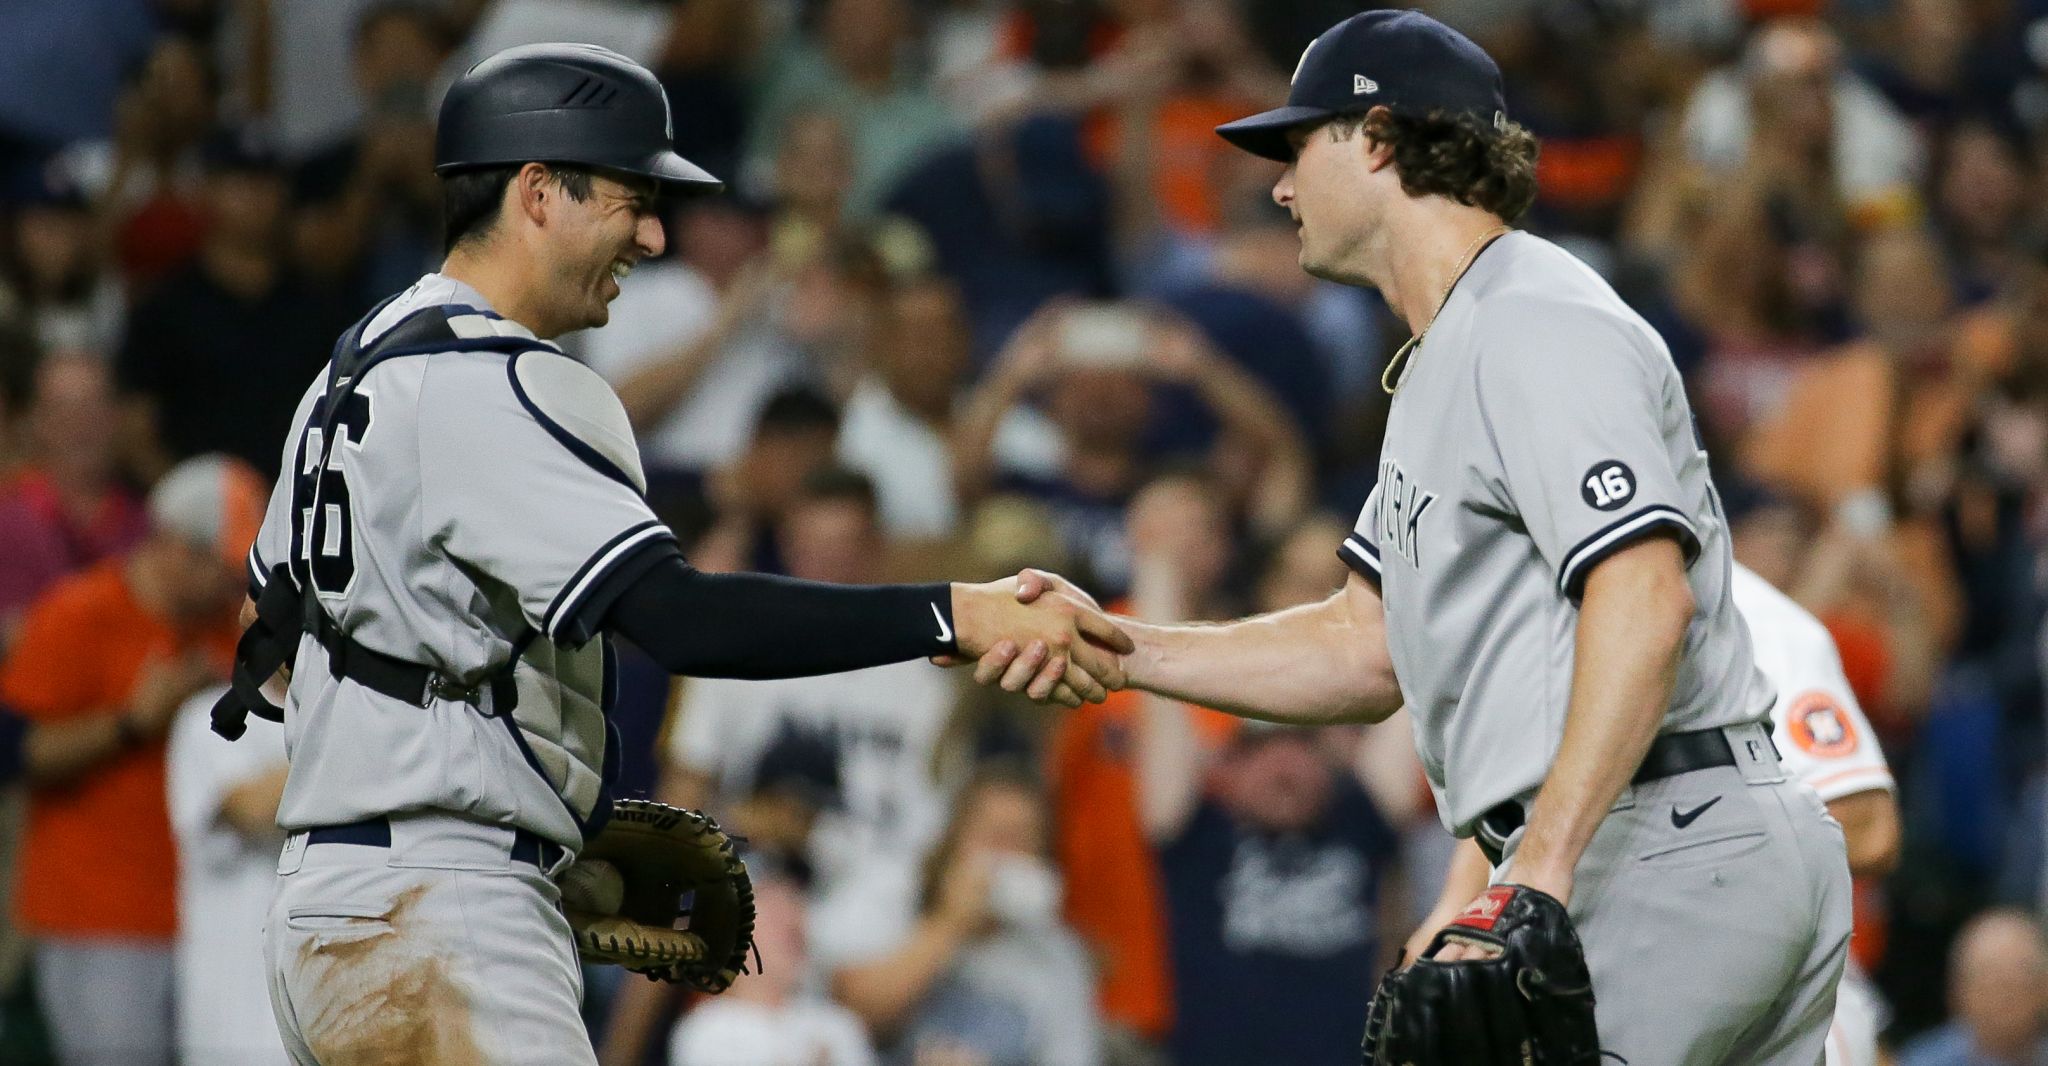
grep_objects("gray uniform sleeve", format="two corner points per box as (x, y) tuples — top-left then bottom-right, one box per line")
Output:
(1474, 300), (1701, 601)
(1340, 482), (1384, 587)
(417, 351), (675, 647)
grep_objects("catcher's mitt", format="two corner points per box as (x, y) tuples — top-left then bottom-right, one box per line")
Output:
(1360, 884), (1599, 1065)
(562, 799), (756, 993)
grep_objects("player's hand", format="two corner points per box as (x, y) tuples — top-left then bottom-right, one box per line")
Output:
(1400, 904), (1466, 969)
(1431, 877), (1572, 963)
(950, 577), (1131, 705)
(1426, 930), (1504, 963)
(942, 569), (1123, 705)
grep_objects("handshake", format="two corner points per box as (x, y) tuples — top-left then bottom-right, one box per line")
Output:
(944, 570), (1132, 707)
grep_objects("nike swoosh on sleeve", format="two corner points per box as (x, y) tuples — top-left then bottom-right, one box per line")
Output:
(930, 602), (954, 643)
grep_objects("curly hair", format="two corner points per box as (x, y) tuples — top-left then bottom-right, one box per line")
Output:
(1327, 107), (1541, 223)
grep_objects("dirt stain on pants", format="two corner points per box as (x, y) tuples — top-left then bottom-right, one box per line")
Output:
(293, 884), (486, 1066)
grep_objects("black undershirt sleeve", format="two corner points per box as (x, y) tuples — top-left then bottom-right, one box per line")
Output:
(597, 550), (961, 679)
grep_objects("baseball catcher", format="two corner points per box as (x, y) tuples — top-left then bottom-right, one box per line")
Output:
(1360, 885), (1599, 1065)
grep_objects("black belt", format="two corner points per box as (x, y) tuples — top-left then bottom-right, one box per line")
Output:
(1473, 725), (1749, 867)
(305, 817), (565, 871)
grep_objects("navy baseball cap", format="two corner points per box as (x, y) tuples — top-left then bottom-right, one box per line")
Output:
(1217, 9), (1508, 162)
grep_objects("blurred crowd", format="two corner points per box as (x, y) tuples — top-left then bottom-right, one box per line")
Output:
(2, 0), (2048, 1064)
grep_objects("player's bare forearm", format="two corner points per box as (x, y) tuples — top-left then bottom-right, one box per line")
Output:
(1122, 574), (1401, 724)
(1829, 787), (1902, 877)
(1511, 536), (1693, 902)
(1405, 837), (1493, 964)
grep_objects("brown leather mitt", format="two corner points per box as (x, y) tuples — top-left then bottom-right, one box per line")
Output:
(562, 799), (756, 993)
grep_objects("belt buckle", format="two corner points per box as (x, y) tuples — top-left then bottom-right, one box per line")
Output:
(427, 675), (482, 705)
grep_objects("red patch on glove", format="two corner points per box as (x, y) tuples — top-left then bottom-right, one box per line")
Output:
(1450, 885), (1517, 932)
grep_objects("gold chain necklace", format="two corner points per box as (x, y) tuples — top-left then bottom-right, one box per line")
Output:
(1380, 225), (1513, 395)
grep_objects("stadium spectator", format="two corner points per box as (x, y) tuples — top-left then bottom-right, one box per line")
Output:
(166, 685), (287, 1065)
(664, 469), (959, 880)
(94, 34), (220, 290)
(600, 727), (847, 1066)
(601, 469), (960, 1066)
(0, 0), (157, 168)
(648, 0), (754, 185)
(116, 127), (354, 479)
(667, 879), (878, 1066)
(881, 115), (1116, 361)
(1048, 471), (1242, 1060)
(1931, 118), (2031, 305)
(1085, 0), (1282, 254)
(837, 275), (976, 540)
(815, 764), (1102, 1066)
(0, 454), (260, 1066)
(289, 1), (451, 305)
(747, 0), (961, 220)
(248, 0), (407, 155)
(1242, 515), (1441, 909)
(1856, 0), (2032, 136)
(1250, 513), (1351, 618)
(574, 191), (773, 475)
(0, 172), (122, 357)
(953, 301), (1308, 595)
(0, 354), (148, 649)
(587, 209), (883, 481)
(1679, 18), (1921, 228)
(693, 387), (845, 575)
(1897, 908), (2048, 1066)
(0, 320), (31, 473)
(1132, 611), (1400, 1066)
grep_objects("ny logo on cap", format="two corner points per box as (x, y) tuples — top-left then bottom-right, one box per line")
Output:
(1354, 74), (1379, 95)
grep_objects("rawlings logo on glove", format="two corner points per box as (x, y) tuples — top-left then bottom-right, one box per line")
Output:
(1360, 884), (1600, 1065)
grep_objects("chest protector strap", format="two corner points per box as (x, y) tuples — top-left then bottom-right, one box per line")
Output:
(210, 301), (552, 741)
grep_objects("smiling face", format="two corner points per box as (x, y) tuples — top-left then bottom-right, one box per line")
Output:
(535, 169), (665, 334)
(1274, 119), (1387, 287)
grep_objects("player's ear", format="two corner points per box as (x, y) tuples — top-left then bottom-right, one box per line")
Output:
(512, 162), (552, 228)
(1360, 106), (1396, 173)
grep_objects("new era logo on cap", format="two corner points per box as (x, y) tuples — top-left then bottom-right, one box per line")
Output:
(1354, 74), (1379, 95)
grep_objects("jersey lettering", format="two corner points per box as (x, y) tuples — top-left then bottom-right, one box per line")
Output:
(1374, 458), (1438, 569)
(290, 390), (374, 597)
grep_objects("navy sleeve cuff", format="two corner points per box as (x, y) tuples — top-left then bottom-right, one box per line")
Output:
(1557, 505), (1700, 602)
(1338, 533), (1382, 589)
(546, 522), (679, 646)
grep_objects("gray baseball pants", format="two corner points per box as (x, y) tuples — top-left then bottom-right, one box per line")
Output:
(1498, 722), (1853, 1066)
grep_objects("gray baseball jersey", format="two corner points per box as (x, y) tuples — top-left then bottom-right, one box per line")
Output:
(1340, 231), (1774, 835)
(250, 273), (671, 851)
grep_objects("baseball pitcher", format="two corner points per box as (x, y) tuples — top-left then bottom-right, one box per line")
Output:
(970, 11), (1852, 1065)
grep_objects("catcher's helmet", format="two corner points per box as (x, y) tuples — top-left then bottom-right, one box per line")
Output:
(435, 43), (723, 193)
